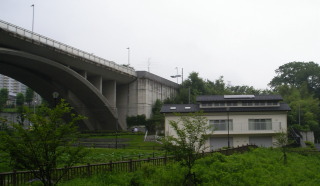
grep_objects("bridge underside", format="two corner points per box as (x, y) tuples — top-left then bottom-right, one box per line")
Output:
(0, 48), (124, 130)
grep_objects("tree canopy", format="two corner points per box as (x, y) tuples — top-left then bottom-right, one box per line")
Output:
(0, 100), (87, 185)
(269, 61), (320, 98)
(167, 72), (267, 104)
(0, 88), (8, 111)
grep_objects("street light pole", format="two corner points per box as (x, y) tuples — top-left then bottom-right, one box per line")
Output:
(127, 47), (130, 65)
(31, 4), (34, 33)
(227, 107), (230, 148)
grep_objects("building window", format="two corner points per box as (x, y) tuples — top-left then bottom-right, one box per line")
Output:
(242, 101), (253, 106)
(214, 102), (225, 107)
(227, 102), (237, 106)
(248, 119), (272, 130)
(210, 120), (233, 131)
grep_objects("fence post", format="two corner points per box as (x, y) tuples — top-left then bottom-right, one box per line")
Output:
(0, 174), (4, 186)
(87, 163), (91, 177)
(109, 161), (113, 172)
(12, 170), (16, 186)
(129, 159), (133, 172)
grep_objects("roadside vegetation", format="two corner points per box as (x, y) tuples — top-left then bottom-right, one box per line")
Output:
(59, 148), (320, 185)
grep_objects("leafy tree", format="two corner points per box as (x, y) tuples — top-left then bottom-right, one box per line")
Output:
(0, 88), (8, 111)
(126, 114), (147, 128)
(147, 99), (164, 133)
(276, 84), (320, 139)
(0, 100), (87, 186)
(269, 61), (320, 98)
(163, 111), (212, 185)
(25, 87), (34, 106)
(273, 130), (292, 165)
(16, 92), (25, 106)
(170, 72), (265, 104)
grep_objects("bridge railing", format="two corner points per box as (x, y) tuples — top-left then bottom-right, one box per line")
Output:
(0, 19), (136, 76)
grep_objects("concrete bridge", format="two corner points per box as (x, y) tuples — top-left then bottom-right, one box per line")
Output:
(0, 20), (178, 130)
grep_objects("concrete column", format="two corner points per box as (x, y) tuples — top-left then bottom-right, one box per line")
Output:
(102, 80), (116, 108)
(77, 70), (87, 79)
(88, 75), (102, 93)
(116, 84), (129, 130)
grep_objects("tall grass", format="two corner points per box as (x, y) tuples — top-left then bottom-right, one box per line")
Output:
(60, 148), (320, 185)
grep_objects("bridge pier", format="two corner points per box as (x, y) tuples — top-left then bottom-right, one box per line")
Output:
(88, 75), (102, 92)
(103, 80), (117, 108)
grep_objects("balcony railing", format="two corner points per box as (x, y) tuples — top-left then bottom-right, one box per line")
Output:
(210, 122), (283, 134)
(0, 19), (136, 77)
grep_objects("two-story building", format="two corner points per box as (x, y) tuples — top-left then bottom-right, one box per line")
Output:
(161, 95), (291, 151)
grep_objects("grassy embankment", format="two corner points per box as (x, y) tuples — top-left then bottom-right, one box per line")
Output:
(0, 133), (164, 173)
(59, 147), (320, 185)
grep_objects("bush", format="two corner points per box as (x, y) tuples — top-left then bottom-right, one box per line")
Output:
(304, 141), (316, 149)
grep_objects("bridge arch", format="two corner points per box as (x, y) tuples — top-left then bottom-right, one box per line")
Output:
(0, 48), (120, 130)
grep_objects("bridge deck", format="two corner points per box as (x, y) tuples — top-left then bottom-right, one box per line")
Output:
(0, 19), (136, 77)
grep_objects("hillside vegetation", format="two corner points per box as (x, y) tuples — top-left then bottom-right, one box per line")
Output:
(60, 148), (320, 185)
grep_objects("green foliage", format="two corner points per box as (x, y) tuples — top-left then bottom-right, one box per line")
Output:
(146, 99), (164, 133)
(61, 148), (320, 185)
(304, 141), (316, 149)
(169, 72), (266, 104)
(25, 87), (34, 106)
(0, 88), (8, 111)
(126, 114), (147, 128)
(273, 130), (292, 164)
(0, 100), (87, 186)
(269, 61), (320, 98)
(163, 111), (212, 184)
(276, 84), (320, 139)
(15, 92), (25, 106)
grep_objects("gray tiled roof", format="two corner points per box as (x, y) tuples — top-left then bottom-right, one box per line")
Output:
(160, 103), (291, 113)
(196, 95), (283, 102)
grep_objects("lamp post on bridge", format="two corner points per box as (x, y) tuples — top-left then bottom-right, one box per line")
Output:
(31, 4), (34, 33)
(170, 67), (182, 84)
(126, 47), (130, 66)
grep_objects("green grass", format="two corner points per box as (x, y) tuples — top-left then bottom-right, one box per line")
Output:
(1, 108), (17, 113)
(0, 133), (165, 172)
(59, 148), (320, 185)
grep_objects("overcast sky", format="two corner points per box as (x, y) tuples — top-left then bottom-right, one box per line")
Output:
(1, 0), (320, 89)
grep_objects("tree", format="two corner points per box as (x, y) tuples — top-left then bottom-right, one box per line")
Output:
(146, 99), (164, 133)
(16, 92), (25, 106)
(276, 84), (320, 139)
(25, 87), (34, 106)
(273, 130), (292, 165)
(0, 100), (87, 186)
(269, 61), (320, 98)
(0, 88), (8, 111)
(126, 114), (147, 128)
(163, 111), (212, 185)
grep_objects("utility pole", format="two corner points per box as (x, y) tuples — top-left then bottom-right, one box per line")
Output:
(31, 4), (35, 33)
(127, 47), (130, 65)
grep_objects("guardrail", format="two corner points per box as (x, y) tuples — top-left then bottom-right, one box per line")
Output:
(0, 19), (136, 77)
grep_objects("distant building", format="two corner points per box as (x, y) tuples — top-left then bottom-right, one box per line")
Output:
(0, 74), (27, 94)
(161, 95), (291, 151)
(0, 74), (41, 106)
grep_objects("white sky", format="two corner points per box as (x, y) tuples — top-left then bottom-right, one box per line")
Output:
(1, 0), (320, 89)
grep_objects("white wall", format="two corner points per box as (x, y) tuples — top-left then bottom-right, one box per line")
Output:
(165, 111), (288, 151)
